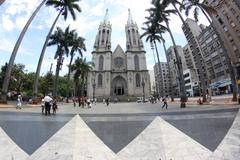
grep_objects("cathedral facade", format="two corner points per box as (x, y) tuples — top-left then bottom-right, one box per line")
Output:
(87, 10), (150, 101)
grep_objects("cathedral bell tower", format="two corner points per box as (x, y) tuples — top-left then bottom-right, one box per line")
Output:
(88, 9), (112, 99)
(125, 9), (149, 97)
(125, 9), (144, 52)
(94, 9), (112, 51)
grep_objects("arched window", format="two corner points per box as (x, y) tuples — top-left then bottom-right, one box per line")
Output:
(132, 29), (136, 45)
(134, 55), (139, 70)
(128, 30), (131, 45)
(102, 29), (105, 44)
(99, 55), (104, 71)
(136, 74), (140, 87)
(98, 74), (103, 87)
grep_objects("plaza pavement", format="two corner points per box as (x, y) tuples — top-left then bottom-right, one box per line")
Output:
(0, 100), (239, 160)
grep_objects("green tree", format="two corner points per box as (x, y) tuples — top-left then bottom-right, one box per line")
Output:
(182, 0), (238, 101)
(146, 0), (187, 107)
(47, 26), (74, 97)
(141, 23), (167, 97)
(71, 57), (93, 97)
(33, 0), (82, 96)
(39, 72), (54, 96)
(0, 0), (46, 103)
(67, 32), (86, 99)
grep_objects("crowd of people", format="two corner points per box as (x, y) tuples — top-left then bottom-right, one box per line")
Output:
(41, 95), (58, 116)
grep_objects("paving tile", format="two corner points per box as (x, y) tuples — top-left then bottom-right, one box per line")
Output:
(117, 117), (167, 160)
(73, 116), (120, 160)
(0, 127), (28, 160)
(27, 116), (77, 160)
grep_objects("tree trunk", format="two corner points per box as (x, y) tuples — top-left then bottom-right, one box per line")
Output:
(153, 40), (163, 98)
(160, 32), (174, 101)
(0, 0), (46, 104)
(166, 21), (187, 107)
(53, 54), (63, 97)
(33, 10), (62, 96)
(66, 55), (74, 102)
(201, 8), (238, 101)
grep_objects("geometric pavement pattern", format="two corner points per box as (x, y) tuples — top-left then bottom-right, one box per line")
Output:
(0, 108), (239, 160)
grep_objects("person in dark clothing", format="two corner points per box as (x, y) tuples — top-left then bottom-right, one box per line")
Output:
(52, 99), (57, 115)
(45, 101), (51, 115)
(162, 97), (168, 109)
(106, 98), (109, 106)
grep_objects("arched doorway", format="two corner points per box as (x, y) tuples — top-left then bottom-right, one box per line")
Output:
(111, 76), (127, 96)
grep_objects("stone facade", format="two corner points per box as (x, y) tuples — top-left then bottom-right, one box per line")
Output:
(87, 10), (150, 101)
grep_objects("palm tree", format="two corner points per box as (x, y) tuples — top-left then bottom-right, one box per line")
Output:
(47, 26), (73, 97)
(33, 0), (81, 96)
(0, 0), (5, 6)
(146, 0), (187, 107)
(141, 23), (167, 98)
(71, 57), (93, 97)
(67, 33), (86, 98)
(183, 0), (238, 101)
(160, 0), (209, 102)
(0, 0), (46, 103)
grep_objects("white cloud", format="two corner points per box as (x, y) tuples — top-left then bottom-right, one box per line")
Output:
(15, 16), (29, 30)
(1, 15), (14, 31)
(88, 2), (105, 17)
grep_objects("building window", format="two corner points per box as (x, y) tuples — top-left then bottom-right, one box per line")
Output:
(98, 74), (103, 87)
(223, 26), (228, 32)
(218, 18), (224, 25)
(237, 16), (240, 23)
(102, 29), (105, 44)
(136, 74), (140, 87)
(230, 8), (236, 14)
(99, 55), (104, 71)
(230, 21), (236, 27)
(134, 55), (140, 70)
(132, 29), (136, 45)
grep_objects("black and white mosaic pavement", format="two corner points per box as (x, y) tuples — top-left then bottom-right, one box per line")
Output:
(0, 104), (239, 159)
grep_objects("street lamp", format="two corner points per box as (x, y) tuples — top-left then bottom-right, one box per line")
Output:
(92, 74), (96, 101)
(142, 77), (145, 103)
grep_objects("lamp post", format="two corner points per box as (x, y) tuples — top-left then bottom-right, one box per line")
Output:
(142, 77), (145, 103)
(92, 79), (96, 101)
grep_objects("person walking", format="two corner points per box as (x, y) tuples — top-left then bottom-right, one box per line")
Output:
(106, 98), (109, 106)
(16, 94), (22, 109)
(162, 97), (168, 109)
(87, 98), (91, 108)
(41, 98), (45, 114)
(52, 98), (57, 115)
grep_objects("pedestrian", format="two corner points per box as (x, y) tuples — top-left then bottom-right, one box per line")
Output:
(44, 95), (52, 116)
(103, 98), (105, 104)
(162, 97), (168, 109)
(52, 98), (57, 115)
(41, 98), (45, 114)
(16, 94), (22, 109)
(73, 97), (76, 107)
(87, 98), (91, 108)
(94, 97), (97, 105)
(106, 98), (109, 106)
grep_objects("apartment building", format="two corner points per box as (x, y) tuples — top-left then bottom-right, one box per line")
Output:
(154, 62), (171, 98)
(166, 46), (187, 97)
(205, 0), (240, 82)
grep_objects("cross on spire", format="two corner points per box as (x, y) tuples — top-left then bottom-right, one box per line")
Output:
(128, 8), (133, 24)
(103, 9), (109, 23)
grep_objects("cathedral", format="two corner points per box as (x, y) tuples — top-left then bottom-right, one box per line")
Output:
(87, 9), (150, 101)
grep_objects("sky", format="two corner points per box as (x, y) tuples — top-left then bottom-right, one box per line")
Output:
(0, 0), (209, 77)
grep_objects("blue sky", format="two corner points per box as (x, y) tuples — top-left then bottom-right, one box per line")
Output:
(0, 0), (209, 76)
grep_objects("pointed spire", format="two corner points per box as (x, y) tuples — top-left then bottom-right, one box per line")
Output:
(128, 8), (133, 24)
(103, 9), (109, 24)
